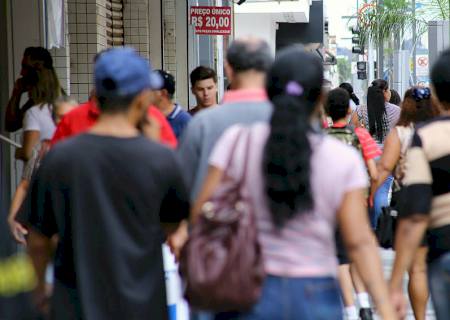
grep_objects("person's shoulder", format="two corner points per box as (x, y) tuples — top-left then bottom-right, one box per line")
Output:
(184, 105), (218, 127)
(414, 115), (450, 146)
(416, 115), (450, 131)
(386, 102), (401, 112)
(319, 134), (362, 160)
(63, 102), (91, 120)
(177, 106), (192, 121)
(27, 103), (49, 114)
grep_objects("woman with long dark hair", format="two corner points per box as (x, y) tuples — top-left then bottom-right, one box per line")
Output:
(371, 87), (439, 320)
(15, 48), (62, 162)
(353, 79), (400, 144)
(352, 79), (401, 227)
(192, 46), (397, 319)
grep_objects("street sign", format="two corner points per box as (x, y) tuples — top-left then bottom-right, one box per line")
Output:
(416, 54), (429, 77)
(189, 6), (232, 36)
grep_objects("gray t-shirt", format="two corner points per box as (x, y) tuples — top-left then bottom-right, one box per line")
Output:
(177, 89), (273, 201)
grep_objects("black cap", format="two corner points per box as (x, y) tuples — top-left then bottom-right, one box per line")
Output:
(155, 70), (175, 96)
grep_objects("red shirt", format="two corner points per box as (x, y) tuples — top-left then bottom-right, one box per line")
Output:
(51, 100), (177, 148)
(332, 123), (382, 161)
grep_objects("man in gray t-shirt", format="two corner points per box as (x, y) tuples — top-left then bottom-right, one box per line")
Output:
(177, 37), (274, 203)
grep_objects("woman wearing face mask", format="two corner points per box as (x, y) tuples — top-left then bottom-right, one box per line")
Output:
(192, 46), (398, 320)
(352, 79), (401, 228)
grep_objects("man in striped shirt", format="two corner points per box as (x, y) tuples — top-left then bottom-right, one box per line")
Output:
(389, 49), (450, 319)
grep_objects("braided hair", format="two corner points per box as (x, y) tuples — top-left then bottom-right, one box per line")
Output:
(263, 46), (323, 227)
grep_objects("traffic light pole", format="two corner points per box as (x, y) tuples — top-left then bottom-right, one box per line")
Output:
(376, 0), (384, 79)
(368, 38), (375, 83)
(412, 0), (417, 84)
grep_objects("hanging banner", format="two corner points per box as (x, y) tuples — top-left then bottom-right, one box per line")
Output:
(189, 6), (232, 36)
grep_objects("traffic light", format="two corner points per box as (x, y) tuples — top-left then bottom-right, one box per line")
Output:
(357, 61), (367, 80)
(351, 26), (363, 55)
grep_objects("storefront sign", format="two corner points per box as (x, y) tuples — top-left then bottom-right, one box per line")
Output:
(190, 6), (232, 36)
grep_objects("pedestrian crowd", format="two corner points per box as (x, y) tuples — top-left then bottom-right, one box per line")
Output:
(1, 38), (449, 320)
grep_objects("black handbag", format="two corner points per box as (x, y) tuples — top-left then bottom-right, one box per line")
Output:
(375, 189), (404, 249)
(375, 206), (397, 249)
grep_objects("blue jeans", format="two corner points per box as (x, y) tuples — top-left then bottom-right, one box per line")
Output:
(240, 276), (342, 320)
(427, 252), (450, 320)
(370, 175), (393, 228)
(193, 276), (342, 320)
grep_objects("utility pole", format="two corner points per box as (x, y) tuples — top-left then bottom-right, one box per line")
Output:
(412, 0), (417, 85)
(376, 0), (384, 79)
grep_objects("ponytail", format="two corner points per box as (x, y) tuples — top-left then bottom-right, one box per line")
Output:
(367, 80), (388, 142)
(263, 94), (313, 227)
(264, 45), (323, 228)
(350, 93), (360, 106)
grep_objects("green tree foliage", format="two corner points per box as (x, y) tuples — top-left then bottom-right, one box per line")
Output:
(357, 0), (449, 47)
(337, 57), (351, 84)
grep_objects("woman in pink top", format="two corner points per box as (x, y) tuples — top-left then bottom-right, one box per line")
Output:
(192, 47), (398, 319)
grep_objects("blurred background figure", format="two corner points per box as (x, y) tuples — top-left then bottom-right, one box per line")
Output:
(390, 49), (450, 320)
(13, 48), (64, 162)
(5, 47), (63, 133)
(153, 70), (191, 138)
(339, 82), (360, 112)
(373, 87), (439, 320)
(325, 87), (381, 320)
(389, 89), (401, 107)
(189, 66), (218, 116)
(8, 96), (78, 244)
(191, 45), (397, 320)
(352, 79), (401, 229)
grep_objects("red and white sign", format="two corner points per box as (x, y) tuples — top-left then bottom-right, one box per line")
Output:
(416, 55), (429, 77)
(190, 6), (232, 36)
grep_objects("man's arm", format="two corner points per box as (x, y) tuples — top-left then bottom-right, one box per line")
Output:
(177, 118), (202, 200)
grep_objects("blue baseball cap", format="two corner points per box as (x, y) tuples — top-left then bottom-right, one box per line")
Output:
(94, 47), (162, 98)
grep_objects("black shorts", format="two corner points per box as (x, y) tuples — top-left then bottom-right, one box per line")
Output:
(335, 229), (350, 265)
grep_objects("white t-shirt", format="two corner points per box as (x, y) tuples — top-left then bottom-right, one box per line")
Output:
(23, 104), (56, 141)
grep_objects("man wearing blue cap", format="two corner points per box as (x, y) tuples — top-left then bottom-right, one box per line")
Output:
(19, 48), (189, 319)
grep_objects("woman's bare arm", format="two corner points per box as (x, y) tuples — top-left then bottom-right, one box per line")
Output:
(15, 131), (40, 161)
(370, 130), (401, 203)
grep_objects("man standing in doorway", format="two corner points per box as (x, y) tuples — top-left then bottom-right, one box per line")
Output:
(189, 66), (218, 116)
(154, 70), (192, 138)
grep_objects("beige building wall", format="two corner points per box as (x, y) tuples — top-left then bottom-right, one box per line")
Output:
(4, 0), (185, 105)
(163, 0), (176, 77)
(123, 0), (150, 59)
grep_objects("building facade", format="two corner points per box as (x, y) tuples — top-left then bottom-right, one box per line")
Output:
(0, 0), (233, 221)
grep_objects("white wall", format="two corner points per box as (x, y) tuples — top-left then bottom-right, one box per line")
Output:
(234, 0), (310, 55)
(234, 13), (277, 55)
